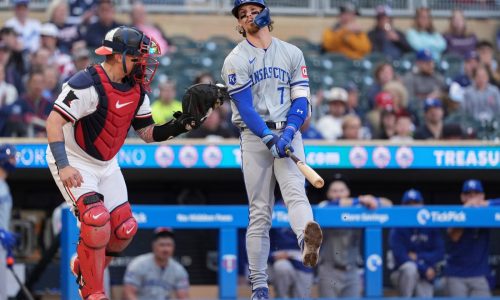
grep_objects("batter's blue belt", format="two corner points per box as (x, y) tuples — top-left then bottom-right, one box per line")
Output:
(240, 121), (286, 131)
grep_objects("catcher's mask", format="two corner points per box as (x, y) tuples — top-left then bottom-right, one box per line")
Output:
(95, 26), (161, 92)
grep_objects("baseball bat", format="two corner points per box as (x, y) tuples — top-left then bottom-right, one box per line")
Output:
(7, 256), (35, 300)
(285, 149), (324, 189)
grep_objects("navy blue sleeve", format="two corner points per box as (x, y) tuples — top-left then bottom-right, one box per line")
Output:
(231, 86), (270, 137)
(418, 229), (445, 266)
(286, 97), (308, 131)
(389, 228), (411, 267)
(488, 198), (500, 206)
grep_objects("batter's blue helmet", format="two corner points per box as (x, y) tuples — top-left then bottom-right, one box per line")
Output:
(232, 0), (266, 17)
(0, 144), (17, 172)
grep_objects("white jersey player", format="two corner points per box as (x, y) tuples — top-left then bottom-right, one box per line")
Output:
(221, 1), (323, 299)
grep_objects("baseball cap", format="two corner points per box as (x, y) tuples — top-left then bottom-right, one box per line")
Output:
(339, 3), (359, 15)
(375, 5), (392, 17)
(325, 87), (348, 103)
(40, 23), (59, 38)
(13, 0), (29, 6)
(344, 81), (358, 93)
(416, 49), (433, 61)
(464, 50), (478, 61)
(153, 227), (175, 241)
(402, 189), (423, 204)
(462, 179), (484, 193)
(73, 47), (90, 60)
(424, 98), (442, 111)
(375, 91), (394, 110)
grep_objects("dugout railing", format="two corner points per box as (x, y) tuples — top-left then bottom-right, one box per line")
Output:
(61, 205), (500, 299)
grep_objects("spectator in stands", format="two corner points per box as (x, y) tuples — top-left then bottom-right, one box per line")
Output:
(377, 108), (397, 139)
(390, 113), (414, 142)
(368, 5), (412, 60)
(151, 80), (182, 124)
(123, 228), (190, 300)
(344, 82), (362, 116)
(47, 0), (81, 54)
(317, 175), (392, 298)
(269, 199), (314, 299)
(406, 7), (446, 60)
(366, 62), (397, 110)
(130, 1), (169, 55)
(389, 189), (445, 297)
(476, 40), (500, 86)
(316, 87), (348, 140)
(194, 72), (216, 85)
(63, 47), (91, 82)
(3, 70), (52, 137)
(185, 109), (236, 140)
(80, 0), (123, 49)
(40, 23), (76, 79)
(0, 28), (27, 94)
(449, 50), (479, 103)
(414, 98), (444, 140)
(443, 9), (477, 58)
(339, 114), (363, 140)
(300, 117), (323, 140)
(444, 179), (500, 297)
(0, 64), (18, 109)
(42, 66), (62, 102)
(29, 48), (51, 73)
(402, 49), (446, 109)
(366, 91), (394, 137)
(321, 2), (371, 59)
(5, 0), (41, 53)
(463, 64), (500, 124)
(67, 0), (97, 25)
(441, 123), (464, 140)
(383, 80), (409, 114)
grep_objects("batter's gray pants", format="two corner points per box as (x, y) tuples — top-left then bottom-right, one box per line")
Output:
(390, 261), (434, 297)
(0, 247), (6, 300)
(241, 130), (314, 290)
(445, 276), (491, 297)
(270, 259), (314, 298)
(318, 263), (361, 298)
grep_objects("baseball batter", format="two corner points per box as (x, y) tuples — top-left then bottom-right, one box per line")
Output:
(45, 26), (196, 300)
(221, 1), (322, 299)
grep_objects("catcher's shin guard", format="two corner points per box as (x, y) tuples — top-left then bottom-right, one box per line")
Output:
(105, 202), (137, 267)
(75, 192), (111, 299)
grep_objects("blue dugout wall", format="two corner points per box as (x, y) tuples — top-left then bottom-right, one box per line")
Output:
(61, 205), (500, 300)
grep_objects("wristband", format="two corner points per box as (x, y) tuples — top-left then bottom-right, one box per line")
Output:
(49, 141), (69, 169)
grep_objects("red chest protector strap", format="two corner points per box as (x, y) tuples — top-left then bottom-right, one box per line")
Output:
(74, 66), (145, 161)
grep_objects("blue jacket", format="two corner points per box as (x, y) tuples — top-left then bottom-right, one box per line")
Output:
(389, 227), (445, 279)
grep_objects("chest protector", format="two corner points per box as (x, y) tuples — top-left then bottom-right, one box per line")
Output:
(74, 65), (144, 161)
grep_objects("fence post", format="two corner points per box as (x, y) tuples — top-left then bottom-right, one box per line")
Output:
(61, 208), (80, 300)
(218, 227), (238, 299)
(364, 227), (383, 297)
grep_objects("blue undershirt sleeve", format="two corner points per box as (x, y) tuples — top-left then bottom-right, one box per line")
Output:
(286, 97), (308, 131)
(232, 86), (270, 137)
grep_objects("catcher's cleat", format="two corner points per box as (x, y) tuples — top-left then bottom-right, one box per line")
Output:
(301, 221), (323, 267)
(251, 287), (269, 300)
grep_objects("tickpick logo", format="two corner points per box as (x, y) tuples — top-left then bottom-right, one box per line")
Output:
(366, 254), (382, 272)
(417, 209), (431, 225)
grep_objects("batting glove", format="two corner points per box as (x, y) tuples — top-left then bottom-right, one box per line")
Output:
(261, 130), (280, 158)
(0, 229), (17, 252)
(276, 127), (295, 158)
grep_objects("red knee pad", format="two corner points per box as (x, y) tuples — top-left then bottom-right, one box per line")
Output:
(77, 192), (111, 249)
(107, 202), (137, 254)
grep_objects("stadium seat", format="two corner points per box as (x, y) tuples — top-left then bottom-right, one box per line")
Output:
(287, 37), (319, 52)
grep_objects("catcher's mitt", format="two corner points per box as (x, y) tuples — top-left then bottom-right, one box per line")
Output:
(178, 83), (230, 129)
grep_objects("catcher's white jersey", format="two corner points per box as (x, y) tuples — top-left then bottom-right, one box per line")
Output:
(221, 37), (310, 127)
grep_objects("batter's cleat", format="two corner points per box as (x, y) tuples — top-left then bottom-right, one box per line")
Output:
(251, 287), (269, 300)
(302, 221), (323, 267)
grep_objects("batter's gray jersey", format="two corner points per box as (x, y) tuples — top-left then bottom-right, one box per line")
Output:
(123, 253), (189, 300)
(221, 37), (310, 127)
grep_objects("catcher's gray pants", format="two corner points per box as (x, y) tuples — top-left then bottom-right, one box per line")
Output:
(241, 130), (314, 290)
(445, 276), (491, 297)
(391, 261), (434, 297)
(318, 264), (361, 298)
(0, 246), (6, 300)
(270, 259), (314, 298)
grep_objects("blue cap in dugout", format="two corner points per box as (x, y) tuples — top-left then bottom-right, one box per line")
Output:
(0, 144), (17, 172)
(416, 49), (433, 61)
(402, 189), (423, 204)
(424, 98), (442, 111)
(462, 179), (484, 193)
